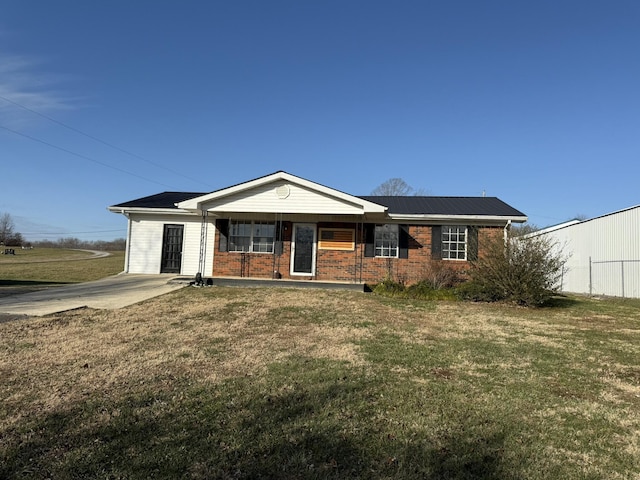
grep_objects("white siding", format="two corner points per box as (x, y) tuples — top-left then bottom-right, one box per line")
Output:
(127, 214), (164, 274)
(180, 215), (216, 276)
(538, 206), (640, 298)
(126, 213), (215, 275)
(202, 180), (366, 215)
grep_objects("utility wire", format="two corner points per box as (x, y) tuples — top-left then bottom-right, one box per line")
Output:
(0, 94), (213, 189)
(0, 124), (176, 189)
(23, 229), (126, 235)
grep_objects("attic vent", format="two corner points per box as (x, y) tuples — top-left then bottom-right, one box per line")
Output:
(275, 184), (290, 199)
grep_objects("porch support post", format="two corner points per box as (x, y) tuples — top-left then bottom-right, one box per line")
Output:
(359, 216), (364, 284)
(198, 210), (208, 276)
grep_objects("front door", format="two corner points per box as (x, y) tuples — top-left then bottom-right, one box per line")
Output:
(161, 224), (184, 273)
(291, 224), (316, 276)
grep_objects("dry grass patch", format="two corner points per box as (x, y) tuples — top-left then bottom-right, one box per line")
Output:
(1, 287), (640, 479)
(1, 288), (378, 420)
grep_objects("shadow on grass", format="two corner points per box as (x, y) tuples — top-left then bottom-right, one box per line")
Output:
(541, 295), (582, 309)
(1, 368), (515, 480)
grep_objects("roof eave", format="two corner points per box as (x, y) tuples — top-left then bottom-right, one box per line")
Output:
(387, 213), (528, 223)
(107, 206), (197, 215)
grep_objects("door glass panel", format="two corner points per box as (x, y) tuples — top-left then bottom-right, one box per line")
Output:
(161, 224), (184, 273)
(293, 225), (314, 274)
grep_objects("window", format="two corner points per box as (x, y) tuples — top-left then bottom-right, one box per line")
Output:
(442, 225), (467, 260)
(374, 224), (399, 258)
(229, 220), (275, 253)
(228, 221), (251, 252)
(251, 221), (276, 253)
(318, 228), (355, 251)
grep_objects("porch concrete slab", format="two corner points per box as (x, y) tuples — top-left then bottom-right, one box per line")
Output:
(0, 274), (185, 317)
(192, 276), (369, 291)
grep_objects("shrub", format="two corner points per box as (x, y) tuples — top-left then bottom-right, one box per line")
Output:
(372, 278), (406, 297)
(372, 278), (458, 301)
(420, 260), (463, 289)
(406, 280), (458, 300)
(457, 232), (565, 307)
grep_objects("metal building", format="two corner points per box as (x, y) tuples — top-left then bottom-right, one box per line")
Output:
(529, 205), (640, 298)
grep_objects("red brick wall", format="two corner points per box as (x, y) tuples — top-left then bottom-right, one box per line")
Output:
(212, 222), (503, 284)
(213, 221), (293, 279)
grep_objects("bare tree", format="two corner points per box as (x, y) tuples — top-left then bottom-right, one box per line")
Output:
(511, 223), (540, 237)
(371, 178), (422, 196)
(0, 213), (16, 244)
(0, 213), (24, 245)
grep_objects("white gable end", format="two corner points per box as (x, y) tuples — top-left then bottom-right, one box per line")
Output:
(202, 180), (367, 214)
(177, 172), (386, 215)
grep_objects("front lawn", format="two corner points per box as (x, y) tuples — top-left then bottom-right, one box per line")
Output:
(1, 288), (639, 479)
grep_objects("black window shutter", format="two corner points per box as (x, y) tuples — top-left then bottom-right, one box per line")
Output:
(398, 225), (409, 259)
(217, 219), (228, 252)
(431, 226), (442, 260)
(364, 224), (375, 257)
(468, 226), (479, 262)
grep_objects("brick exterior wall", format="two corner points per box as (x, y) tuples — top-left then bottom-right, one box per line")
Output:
(212, 221), (504, 284)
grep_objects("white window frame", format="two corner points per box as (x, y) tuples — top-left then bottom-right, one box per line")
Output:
(228, 220), (275, 254)
(374, 224), (399, 258)
(442, 225), (467, 261)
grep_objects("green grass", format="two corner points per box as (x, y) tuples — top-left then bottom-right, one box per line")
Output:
(0, 248), (125, 286)
(1, 287), (639, 479)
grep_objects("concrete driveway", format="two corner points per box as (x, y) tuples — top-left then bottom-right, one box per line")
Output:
(0, 274), (186, 317)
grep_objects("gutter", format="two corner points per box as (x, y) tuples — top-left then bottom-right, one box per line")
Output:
(107, 207), (198, 215)
(387, 213), (528, 223)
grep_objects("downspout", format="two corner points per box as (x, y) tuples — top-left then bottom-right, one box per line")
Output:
(122, 210), (131, 274)
(504, 220), (512, 244)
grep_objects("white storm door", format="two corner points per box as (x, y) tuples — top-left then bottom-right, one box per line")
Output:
(290, 224), (316, 276)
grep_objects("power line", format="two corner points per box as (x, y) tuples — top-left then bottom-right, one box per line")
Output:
(21, 229), (126, 235)
(0, 94), (214, 189)
(0, 124), (176, 189)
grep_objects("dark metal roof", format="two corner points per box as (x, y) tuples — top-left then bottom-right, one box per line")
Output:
(111, 192), (206, 209)
(359, 196), (526, 217)
(111, 191), (525, 218)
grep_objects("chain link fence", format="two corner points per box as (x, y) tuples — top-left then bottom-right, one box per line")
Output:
(587, 258), (640, 298)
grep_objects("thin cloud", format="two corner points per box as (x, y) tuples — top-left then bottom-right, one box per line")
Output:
(0, 54), (75, 126)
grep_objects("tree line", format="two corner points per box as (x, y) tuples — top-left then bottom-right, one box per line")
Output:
(31, 237), (126, 251)
(0, 212), (125, 251)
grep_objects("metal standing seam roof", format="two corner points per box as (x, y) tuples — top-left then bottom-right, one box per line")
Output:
(110, 192), (206, 209)
(111, 192), (526, 217)
(358, 196), (527, 217)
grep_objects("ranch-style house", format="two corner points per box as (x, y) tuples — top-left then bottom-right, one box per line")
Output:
(109, 171), (527, 284)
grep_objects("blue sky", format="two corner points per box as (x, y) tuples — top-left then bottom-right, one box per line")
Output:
(1, 1), (639, 241)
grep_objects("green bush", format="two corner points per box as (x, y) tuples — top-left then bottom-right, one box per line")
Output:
(407, 281), (458, 300)
(458, 232), (564, 307)
(372, 278), (406, 297)
(455, 279), (502, 303)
